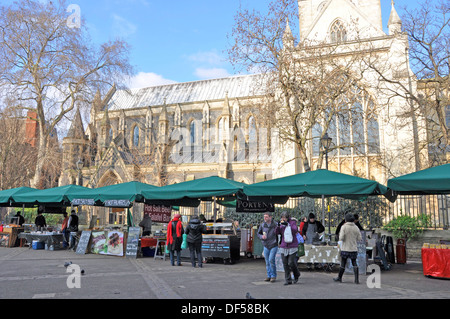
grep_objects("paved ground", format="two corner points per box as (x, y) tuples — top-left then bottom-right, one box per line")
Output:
(0, 247), (448, 302)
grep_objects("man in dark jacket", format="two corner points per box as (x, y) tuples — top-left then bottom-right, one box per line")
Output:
(185, 215), (207, 268)
(67, 210), (79, 250)
(257, 212), (278, 282)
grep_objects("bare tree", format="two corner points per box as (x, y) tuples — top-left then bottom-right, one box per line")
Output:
(363, 0), (449, 169)
(0, 0), (133, 188)
(228, 0), (373, 172)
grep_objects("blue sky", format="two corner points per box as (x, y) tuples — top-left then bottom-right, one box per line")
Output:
(7, 0), (419, 88)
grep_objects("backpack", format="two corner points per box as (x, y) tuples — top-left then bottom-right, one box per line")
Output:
(284, 223), (293, 244)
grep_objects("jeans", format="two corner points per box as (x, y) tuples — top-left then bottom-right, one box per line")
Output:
(62, 229), (69, 248)
(69, 232), (77, 249)
(170, 250), (181, 265)
(263, 246), (278, 278)
(281, 252), (300, 282)
(188, 242), (203, 267)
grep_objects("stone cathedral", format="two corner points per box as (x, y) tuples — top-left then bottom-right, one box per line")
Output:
(59, 0), (430, 224)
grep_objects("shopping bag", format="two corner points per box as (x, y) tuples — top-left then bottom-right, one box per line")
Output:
(297, 243), (305, 257)
(181, 234), (187, 249)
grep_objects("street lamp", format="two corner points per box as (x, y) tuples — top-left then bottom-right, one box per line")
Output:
(320, 133), (332, 240)
(76, 159), (83, 186)
(320, 133), (332, 170)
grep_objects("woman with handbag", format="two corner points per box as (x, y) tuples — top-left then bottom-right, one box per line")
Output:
(276, 211), (300, 285)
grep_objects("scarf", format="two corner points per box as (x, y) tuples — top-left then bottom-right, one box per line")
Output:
(167, 217), (182, 244)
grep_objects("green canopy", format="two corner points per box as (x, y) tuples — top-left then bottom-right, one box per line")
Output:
(242, 169), (390, 201)
(0, 187), (37, 207)
(67, 181), (158, 207)
(141, 176), (246, 205)
(387, 163), (450, 195)
(11, 184), (92, 206)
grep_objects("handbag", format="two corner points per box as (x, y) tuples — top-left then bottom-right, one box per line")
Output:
(181, 234), (187, 250)
(284, 223), (293, 244)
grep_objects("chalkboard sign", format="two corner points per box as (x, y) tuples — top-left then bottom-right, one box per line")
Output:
(76, 231), (92, 255)
(125, 227), (140, 259)
(201, 235), (231, 258)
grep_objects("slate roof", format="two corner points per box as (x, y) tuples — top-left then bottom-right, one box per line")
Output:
(105, 74), (266, 111)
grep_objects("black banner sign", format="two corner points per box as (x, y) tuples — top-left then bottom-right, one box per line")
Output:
(236, 199), (275, 213)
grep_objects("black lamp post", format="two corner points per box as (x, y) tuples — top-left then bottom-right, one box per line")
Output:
(320, 133), (332, 170)
(320, 132), (332, 239)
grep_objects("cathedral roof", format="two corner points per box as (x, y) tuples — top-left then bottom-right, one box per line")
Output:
(105, 74), (265, 111)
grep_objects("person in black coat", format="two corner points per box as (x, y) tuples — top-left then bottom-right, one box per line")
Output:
(184, 215), (207, 268)
(35, 210), (47, 230)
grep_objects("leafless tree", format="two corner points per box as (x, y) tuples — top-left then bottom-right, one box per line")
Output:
(0, 0), (133, 188)
(363, 0), (449, 169)
(227, 0), (374, 172)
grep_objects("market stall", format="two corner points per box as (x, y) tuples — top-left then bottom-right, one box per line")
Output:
(0, 224), (24, 247)
(18, 232), (64, 249)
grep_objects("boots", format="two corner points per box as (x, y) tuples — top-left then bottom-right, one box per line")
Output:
(354, 267), (359, 284)
(333, 267), (345, 282)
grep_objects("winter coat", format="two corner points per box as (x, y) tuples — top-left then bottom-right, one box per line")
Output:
(339, 222), (362, 252)
(185, 218), (206, 244)
(276, 219), (298, 249)
(166, 218), (184, 251)
(257, 221), (278, 249)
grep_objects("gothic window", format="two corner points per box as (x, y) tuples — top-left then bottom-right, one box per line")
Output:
(218, 117), (225, 142)
(133, 125), (139, 147)
(330, 20), (347, 43)
(312, 85), (380, 157)
(247, 115), (258, 161)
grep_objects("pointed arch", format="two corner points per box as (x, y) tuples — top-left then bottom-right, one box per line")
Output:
(329, 19), (347, 43)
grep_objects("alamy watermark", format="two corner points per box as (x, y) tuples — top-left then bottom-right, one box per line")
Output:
(168, 124), (274, 165)
(66, 263), (82, 289)
(66, 4), (81, 29)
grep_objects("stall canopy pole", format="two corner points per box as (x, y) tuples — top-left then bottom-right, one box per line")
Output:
(321, 195), (325, 241)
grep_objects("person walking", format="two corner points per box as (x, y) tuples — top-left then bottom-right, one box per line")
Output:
(185, 215), (207, 268)
(257, 212), (278, 282)
(276, 211), (300, 285)
(167, 213), (184, 266)
(67, 210), (79, 250)
(333, 213), (362, 284)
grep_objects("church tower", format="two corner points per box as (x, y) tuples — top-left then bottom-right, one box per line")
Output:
(60, 108), (89, 185)
(298, 0), (384, 42)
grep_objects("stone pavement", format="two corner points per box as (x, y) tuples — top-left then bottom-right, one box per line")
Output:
(0, 247), (449, 302)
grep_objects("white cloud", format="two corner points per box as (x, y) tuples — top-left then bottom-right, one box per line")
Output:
(188, 50), (225, 65)
(127, 72), (177, 89)
(112, 14), (137, 38)
(194, 68), (231, 80)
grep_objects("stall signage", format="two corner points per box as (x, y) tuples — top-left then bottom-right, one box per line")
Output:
(104, 199), (131, 208)
(71, 198), (95, 206)
(125, 227), (140, 259)
(236, 199), (274, 212)
(201, 235), (231, 258)
(144, 204), (172, 223)
(76, 231), (92, 255)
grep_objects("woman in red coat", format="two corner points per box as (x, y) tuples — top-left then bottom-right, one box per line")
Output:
(167, 214), (184, 266)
